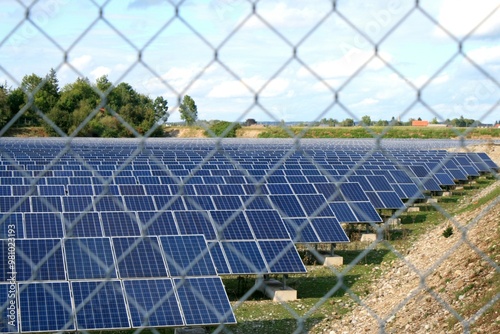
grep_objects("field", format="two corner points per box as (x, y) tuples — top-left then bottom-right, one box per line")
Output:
(6, 125), (500, 140)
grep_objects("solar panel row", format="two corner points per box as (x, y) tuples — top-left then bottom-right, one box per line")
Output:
(1, 138), (498, 332)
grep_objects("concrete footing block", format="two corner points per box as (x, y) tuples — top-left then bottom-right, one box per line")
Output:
(322, 255), (343, 267)
(258, 279), (297, 302)
(442, 191), (452, 197)
(386, 218), (401, 227)
(427, 198), (438, 204)
(407, 206), (420, 212)
(360, 233), (377, 242)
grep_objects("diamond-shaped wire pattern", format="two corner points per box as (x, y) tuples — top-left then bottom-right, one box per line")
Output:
(0, 1), (499, 333)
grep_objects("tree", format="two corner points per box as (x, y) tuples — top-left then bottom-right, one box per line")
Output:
(361, 115), (372, 126)
(0, 83), (11, 129)
(431, 117), (439, 124)
(179, 95), (198, 125)
(341, 118), (354, 127)
(153, 96), (169, 124)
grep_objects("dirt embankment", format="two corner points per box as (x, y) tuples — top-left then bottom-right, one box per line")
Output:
(311, 145), (500, 334)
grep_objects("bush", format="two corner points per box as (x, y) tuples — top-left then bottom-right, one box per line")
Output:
(442, 226), (454, 238)
(205, 120), (241, 138)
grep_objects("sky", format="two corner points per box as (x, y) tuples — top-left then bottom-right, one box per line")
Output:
(0, 0), (499, 124)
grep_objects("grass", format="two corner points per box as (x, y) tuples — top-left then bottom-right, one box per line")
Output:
(257, 126), (500, 139)
(219, 176), (498, 333)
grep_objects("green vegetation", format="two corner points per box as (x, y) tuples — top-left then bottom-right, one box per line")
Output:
(257, 126), (500, 139)
(442, 226), (454, 238)
(205, 120), (242, 138)
(179, 94), (198, 125)
(0, 70), (169, 137)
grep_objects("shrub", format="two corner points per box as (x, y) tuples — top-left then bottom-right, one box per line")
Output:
(205, 120), (241, 138)
(442, 226), (454, 238)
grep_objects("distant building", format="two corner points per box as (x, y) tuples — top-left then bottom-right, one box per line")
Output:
(245, 118), (257, 126)
(412, 120), (429, 126)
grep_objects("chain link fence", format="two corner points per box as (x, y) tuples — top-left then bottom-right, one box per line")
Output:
(1, 0), (499, 333)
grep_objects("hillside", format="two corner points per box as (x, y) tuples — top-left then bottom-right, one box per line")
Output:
(311, 144), (500, 334)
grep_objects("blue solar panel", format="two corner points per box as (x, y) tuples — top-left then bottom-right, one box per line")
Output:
(119, 185), (146, 195)
(160, 235), (217, 276)
(0, 283), (18, 332)
(63, 196), (94, 212)
(399, 184), (425, 199)
(30, 196), (63, 212)
(269, 195), (305, 217)
(101, 212), (140, 236)
(283, 218), (320, 243)
(63, 212), (103, 237)
(154, 195), (186, 210)
(72, 281), (130, 330)
(349, 202), (382, 222)
(212, 195), (242, 210)
(124, 195), (156, 211)
(218, 184), (245, 195)
(366, 192), (384, 209)
(245, 210), (290, 239)
(242, 195), (273, 210)
(175, 211), (217, 240)
(174, 277), (236, 326)
(258, 240), (306, 273)
(15, 239), (65, 281)
(266, 184), (293, 194)
(0, 213), (23, 239)
(367, 175), (393, 191)
(378, 192), (405, 209)
(68, 184), (93, 195)
(330, 202), (357, 222)
(194, 184), (221, 195)
(310, 217), (350, 242)
(19, 282), (74, 332)
(113, 237), (167, 278)
(0, 197), (30, 213)
(144, 184), (171, 195)
(340, 183), (369, 202)
(38, 185), (65, 196)
(207, 242), (231, 274)
(123, 279), (184, 327)
(25, 213), (63, 238)
(94, 195), (125, 211)
(209, 210), (253, 240)
(435, 173), (456, 186)
(297, 194), (336, 217)
(137, 211), (179, 235)
(0, 186), (10, 196)
(65, 238), (116, 279)
(93, 184), (120, 196)
(184, 195), (216, 210)
(222, 241), (267, 274)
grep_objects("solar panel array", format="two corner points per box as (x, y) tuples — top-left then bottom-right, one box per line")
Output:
(1, 138), (498, 332)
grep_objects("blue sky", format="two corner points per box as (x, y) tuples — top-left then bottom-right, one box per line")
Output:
(0, 0), (499, 124)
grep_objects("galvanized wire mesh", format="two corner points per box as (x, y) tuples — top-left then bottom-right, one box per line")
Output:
(0, 1), (499, 333)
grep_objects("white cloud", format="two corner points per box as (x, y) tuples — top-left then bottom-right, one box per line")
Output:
(207, 77), (289, 98)
(436, 0), (500, 38)
(90, 66), (111, 80)
(70, 55), (92, 71)
(466, 45), (500, 65)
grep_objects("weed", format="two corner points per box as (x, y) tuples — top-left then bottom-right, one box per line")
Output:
(442, 226), (454, 238)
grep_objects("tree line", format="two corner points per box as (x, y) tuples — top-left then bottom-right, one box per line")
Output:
(311, 115), (494, 127)
(0, 69), (199, 137)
